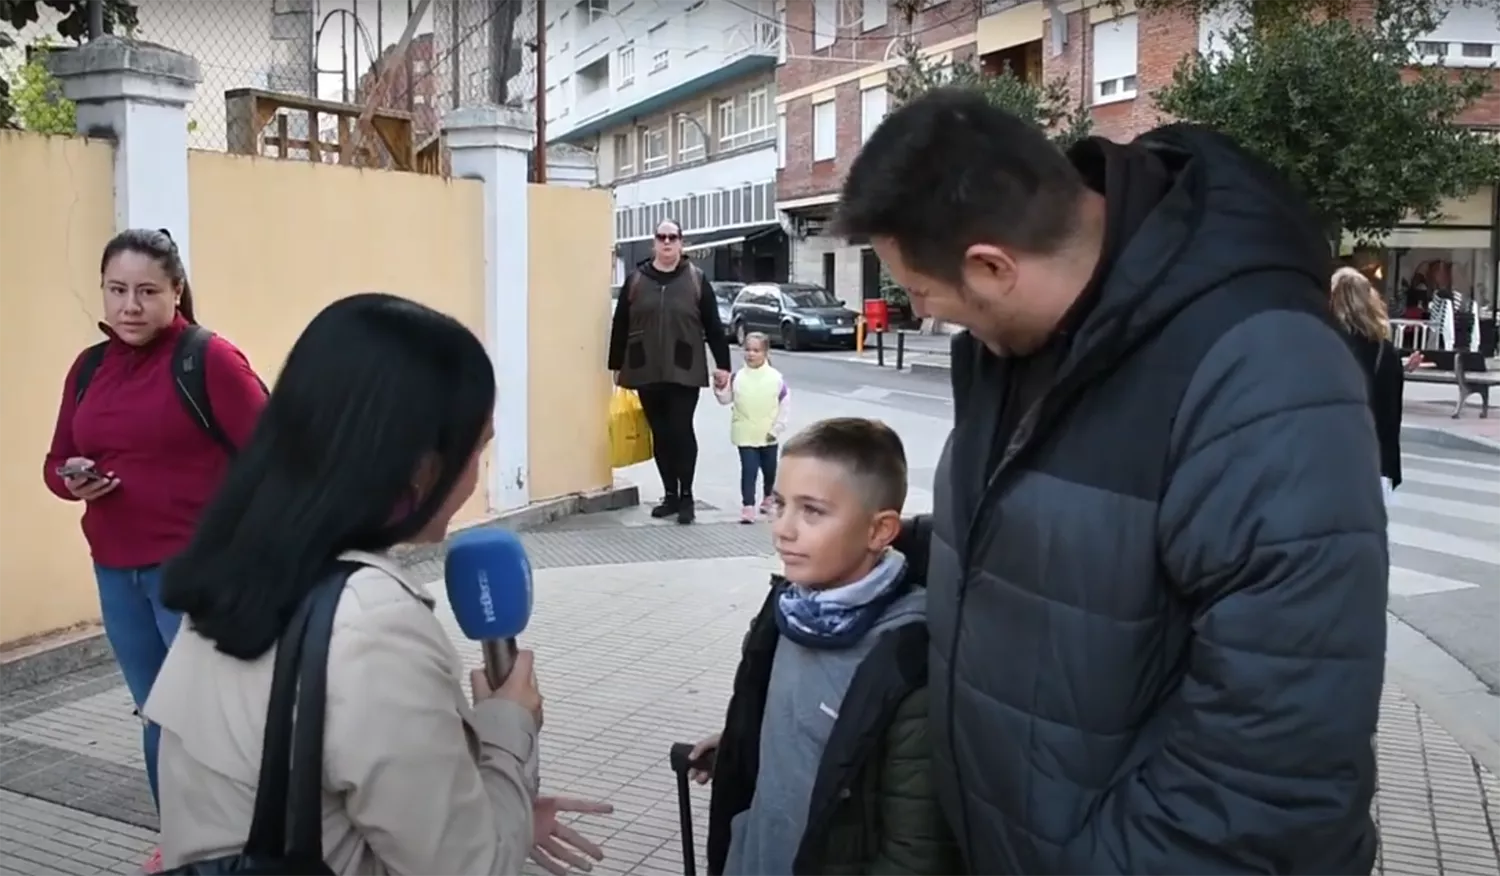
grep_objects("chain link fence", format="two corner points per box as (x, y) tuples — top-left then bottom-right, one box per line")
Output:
(3, 0), (540, 165)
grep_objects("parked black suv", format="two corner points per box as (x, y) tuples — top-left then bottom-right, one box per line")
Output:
(729, 283), (860, 350)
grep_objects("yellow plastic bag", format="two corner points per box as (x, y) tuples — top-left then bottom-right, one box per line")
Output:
(609, 388), (653, 468)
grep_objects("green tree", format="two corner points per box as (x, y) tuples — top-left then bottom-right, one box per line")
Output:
(1, 0), (138, 128)
(1153, 2), (1500, 249)
(8, 38), (72, 132)
(886, 39), (1091, 149)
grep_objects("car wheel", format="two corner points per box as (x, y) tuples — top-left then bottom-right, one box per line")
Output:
(735, 322), (748, 347)
(782, 322), (801, 352)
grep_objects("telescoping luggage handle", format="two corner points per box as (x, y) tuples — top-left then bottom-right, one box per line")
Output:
(668, 742), (715, 876)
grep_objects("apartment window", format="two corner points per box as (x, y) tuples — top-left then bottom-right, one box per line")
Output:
(614, 133), (634, 177)
(640, 124), (669, 171)
(812, 98), (836, 161)
(862, 0), (888, 31)
(1091, 14), (1139, 104)
(814, 0), (837, 50)
(648, 22), (669, 72)
(413, 60), (428, 75)
(776, 108), (787, 169)
(860, 86), (887, 142)
(578, 0), (609, 23)
(717, 87), (775, 150)
(1414, 4), (1500, 67)
(678, 111), (707, 162)
(617, 45), (636, 87)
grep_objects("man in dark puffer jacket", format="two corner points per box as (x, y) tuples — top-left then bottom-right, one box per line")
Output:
(835, 89), (1386, 874)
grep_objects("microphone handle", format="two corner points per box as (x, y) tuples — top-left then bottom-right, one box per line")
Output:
(483, 637), (518, 691)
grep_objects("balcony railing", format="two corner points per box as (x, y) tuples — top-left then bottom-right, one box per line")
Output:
(724, 20), (781, 63)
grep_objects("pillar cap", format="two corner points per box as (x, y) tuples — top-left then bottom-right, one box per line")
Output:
(46, 36), (200, 107)
(444, 105), (536, 153)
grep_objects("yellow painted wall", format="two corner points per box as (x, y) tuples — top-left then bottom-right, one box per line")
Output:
(0, 132), (117, 646)
(527, 184), (614, 501)
(2, 143), (613, 648)
(188, 151), (490, 526)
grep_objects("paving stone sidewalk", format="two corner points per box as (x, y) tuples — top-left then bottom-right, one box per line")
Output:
(2, 542), (1497, 875)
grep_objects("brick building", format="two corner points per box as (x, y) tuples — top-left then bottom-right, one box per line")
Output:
(776, 0), (1497, 314)
(775, 0), (984, 307)
(355, 32), (439, 140)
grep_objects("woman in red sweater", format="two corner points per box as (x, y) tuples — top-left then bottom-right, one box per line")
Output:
(43, 228), (267, 871)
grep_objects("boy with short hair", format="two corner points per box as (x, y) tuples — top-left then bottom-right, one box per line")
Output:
(689, 417), (959, 876)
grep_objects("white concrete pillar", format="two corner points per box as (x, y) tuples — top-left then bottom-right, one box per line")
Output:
(444, 106), (534, 513)
(546, 144), (598, 188)
(47, 36), (201, 271)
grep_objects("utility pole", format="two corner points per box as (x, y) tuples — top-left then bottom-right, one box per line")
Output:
(533, 0), (547, 183)
(86, 0), (103, 40)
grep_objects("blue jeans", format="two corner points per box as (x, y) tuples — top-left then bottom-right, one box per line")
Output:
(738, 444), (779, 507)
(93, 563), (181, 809)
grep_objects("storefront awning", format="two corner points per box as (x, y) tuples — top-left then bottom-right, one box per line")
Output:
(680, 223), (781, 254)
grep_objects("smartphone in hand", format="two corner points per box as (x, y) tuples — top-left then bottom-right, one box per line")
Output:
(56, 461), (104, 481)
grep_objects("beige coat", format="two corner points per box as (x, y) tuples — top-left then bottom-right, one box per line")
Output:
(144, 551), (538, 874)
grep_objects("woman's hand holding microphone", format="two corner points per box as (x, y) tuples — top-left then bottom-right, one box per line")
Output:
(470, 649), (543, 728)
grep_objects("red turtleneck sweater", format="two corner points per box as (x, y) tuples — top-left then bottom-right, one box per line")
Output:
(43, 315), (267, 568)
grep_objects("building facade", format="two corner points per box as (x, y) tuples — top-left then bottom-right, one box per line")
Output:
(991, 0), (1496, 335)
(554, 0), (786, 283)
(776, 0), (982, 310)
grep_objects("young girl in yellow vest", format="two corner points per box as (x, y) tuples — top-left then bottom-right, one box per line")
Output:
(715, 332), (791, 523)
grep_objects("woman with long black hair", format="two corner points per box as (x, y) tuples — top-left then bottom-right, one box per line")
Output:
(143, 294), (606, 874)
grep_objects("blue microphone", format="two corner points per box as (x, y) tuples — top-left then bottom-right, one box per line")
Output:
(445, 528), (534, 690)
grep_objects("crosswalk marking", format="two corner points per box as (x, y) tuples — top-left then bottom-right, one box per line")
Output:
(1400, 468), (1500, 495)
(1386, 450), (1498, 599)
(1390, 492), (1500, 526)
(1389, 567), (1482, 597)
(1404, 451), (1500, 473)
(1389, 522), (1500, 567)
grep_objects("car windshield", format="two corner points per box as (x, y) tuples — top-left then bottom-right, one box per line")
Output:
(783, 287), (839, 308)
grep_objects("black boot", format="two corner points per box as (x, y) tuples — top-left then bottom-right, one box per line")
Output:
(650, 494), (681, 519)
(676, 493), (696, 525)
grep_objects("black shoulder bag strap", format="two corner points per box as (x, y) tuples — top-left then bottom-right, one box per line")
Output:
(238, 562), (358, 872)
(73, 342), (110, 404)
(173, 326), (241, 457)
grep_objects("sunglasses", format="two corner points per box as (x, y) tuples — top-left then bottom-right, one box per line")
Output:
(655, 233), (681, 243)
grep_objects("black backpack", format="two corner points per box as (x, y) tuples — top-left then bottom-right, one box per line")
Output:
(159, 563), (359, 875)
(74, 325), (265, 455)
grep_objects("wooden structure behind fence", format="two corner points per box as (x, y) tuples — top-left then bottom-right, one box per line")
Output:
(223, 88), (438, 175)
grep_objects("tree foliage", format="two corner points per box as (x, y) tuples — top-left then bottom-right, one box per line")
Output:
(8, 38), (72, 132)
(0, 0), (138, 40)
(1153, 2), (1500, 245)
(1, 0), (138, 128)
(887, 38), (1091, 149)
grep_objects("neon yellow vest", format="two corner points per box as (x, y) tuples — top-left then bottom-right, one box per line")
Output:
(730, 365), (783, 447)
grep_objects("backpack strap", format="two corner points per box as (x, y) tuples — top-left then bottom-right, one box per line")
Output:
(72, 342), (109, 405)
(172, 326), (239, 456)
(240, 562), (358, 866)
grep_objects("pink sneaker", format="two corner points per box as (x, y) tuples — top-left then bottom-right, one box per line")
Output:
(760, 496), (775, 515)
(142, 847), (162, 874)
(740, 506), (756, 524)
